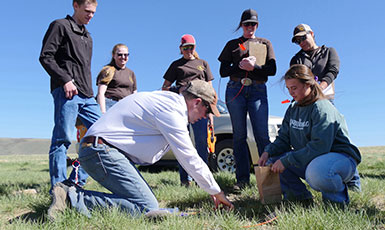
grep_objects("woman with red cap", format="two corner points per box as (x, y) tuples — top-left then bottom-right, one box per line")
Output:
(161, 34), (215, 187)
(218, 9), (277, 189)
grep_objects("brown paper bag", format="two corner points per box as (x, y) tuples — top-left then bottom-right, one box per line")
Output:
(254, 166), (282, 204)
(248, 42), (267, 66)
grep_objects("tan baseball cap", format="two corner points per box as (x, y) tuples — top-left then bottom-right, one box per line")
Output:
(185, 80), (220, 117)
(291, 24), (313, 42)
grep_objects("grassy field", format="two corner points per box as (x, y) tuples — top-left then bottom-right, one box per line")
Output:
(0, 146), (384, 229)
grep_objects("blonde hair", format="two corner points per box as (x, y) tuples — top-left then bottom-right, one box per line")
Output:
(283, 64), (325, 106)
(97, 43), (128, 85)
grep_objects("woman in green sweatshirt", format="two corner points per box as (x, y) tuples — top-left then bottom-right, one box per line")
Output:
(258, 64), (361, 205)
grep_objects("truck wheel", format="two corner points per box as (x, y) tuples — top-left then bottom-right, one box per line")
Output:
(213, 139), (236, 173)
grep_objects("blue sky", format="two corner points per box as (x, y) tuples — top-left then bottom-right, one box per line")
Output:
(0, 0), (384, 147)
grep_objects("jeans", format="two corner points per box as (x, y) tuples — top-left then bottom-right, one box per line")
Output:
(178, 118), (208, 183)
(71, 139), (159, 217)
(225, 80), (270, 184)
(268, 152), (357, 204)
(105, 97), (118, 111)
(49, 87), (101, 190)
(327, 98), (361, 192)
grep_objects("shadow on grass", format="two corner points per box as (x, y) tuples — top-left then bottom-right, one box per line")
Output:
(7, 201), (49, 224)
(360, 173), (385, 179)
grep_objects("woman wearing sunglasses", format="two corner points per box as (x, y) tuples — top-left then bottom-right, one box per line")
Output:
(218, 9), (277, 190)
(96, 43), (137, 113)
(290, 24), (361, 192)
(162, 34), (215, 187)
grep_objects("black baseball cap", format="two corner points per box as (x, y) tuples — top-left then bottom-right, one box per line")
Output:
(241, 9), (258, 23)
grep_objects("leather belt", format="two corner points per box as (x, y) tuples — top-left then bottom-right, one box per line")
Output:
(81, 136), (106, 148)
(230, 76), (265, 85)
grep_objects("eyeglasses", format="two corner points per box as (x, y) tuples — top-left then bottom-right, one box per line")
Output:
(242, 22), (257, 27)
(182, 46), (194, 51)
(117, 53), (129, 57)
(293, 35), (307, 45)
(202, 101), (212, 115)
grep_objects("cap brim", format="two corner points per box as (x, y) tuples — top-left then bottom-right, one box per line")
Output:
(291, 32), (307, 42)
(181, 43), (195, 47)
(242, 19), (258, 23)
(209, 104), (220, 117)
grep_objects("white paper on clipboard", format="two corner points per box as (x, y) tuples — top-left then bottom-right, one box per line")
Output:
(248, 42), (267, 66)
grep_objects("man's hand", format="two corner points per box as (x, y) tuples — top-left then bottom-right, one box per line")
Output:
(271, 159), (285, 174)
(211, 191), (234, 210)
(63, 81), (78, 99)
(258, 152), (269, 166)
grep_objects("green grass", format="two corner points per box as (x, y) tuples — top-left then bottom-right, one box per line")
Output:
(0, 147), (384, 229)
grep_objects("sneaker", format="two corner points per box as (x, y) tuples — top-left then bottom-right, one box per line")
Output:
(48, 182), (69, 220)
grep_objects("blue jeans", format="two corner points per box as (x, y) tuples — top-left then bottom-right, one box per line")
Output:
(328, 99), (361, 191)
(178, 118), (208, 183)
(268, 152), (357, 204)
(71, 139), (159, 217)
(105, 97), (118, 111)
(49, 87), (101, 190)
(225, 80), (270, 184)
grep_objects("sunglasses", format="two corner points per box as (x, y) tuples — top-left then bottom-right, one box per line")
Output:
(117, 53), (129, 57)
(293, 35), (307, 45)
(182, 46), (194, 51)
(242, 22), (257, 27)
(202, 101), (212, 115)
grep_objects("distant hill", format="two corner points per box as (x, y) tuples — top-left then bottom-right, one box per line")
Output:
(0, 138), (77, 155)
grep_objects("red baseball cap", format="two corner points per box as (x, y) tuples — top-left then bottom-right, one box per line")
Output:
(180, 34), (196, 47)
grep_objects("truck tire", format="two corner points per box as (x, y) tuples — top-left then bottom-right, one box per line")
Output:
(212, 139), (236, 173)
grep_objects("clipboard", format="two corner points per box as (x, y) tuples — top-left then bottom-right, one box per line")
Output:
(248, 42), (267, 66)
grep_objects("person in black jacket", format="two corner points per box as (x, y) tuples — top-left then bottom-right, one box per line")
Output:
(290, 23), (361, 192)
(39, 0), (101, 192)
(290, 23), (340, 101)
(218, 9), (276, 189)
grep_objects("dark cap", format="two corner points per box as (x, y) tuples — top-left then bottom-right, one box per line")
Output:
(241, 9), (258, 23)
(184, 80), (220, 117)
(291, 24), (313, 42)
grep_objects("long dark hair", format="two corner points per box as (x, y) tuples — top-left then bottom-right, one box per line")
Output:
(283, 64), (325, 106)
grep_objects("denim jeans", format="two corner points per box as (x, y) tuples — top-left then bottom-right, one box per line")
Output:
(178, 118), (208, 183)
(346, 168), (361, 191)
(268, 152), (357, 204)
(225, 80), (270, 184)
(70, 139), (159, 217)
(49, 87), (101, 190)
(105, 97), (118, 111)
(328, 99), (361, 192)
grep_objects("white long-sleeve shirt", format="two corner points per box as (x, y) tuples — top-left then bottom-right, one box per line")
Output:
(85, 90), (221, 195)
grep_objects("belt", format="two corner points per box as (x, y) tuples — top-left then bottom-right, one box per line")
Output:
(230, 76), (265, 85)
(81, 136), (106, 148)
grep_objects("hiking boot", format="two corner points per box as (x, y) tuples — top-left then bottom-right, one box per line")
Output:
(233, 182), (250, 191)
(48, 182), (69, 220)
